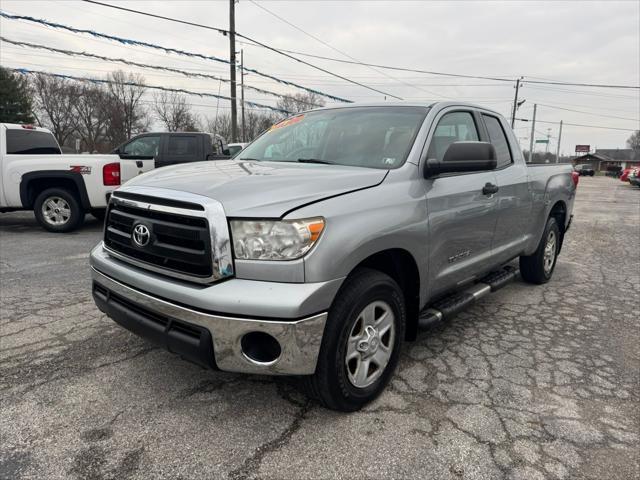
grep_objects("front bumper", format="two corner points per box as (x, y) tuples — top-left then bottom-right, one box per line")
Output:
(92, 267), (327, 375)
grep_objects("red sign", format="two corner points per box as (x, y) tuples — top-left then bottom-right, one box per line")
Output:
(575, 145), (590, 153)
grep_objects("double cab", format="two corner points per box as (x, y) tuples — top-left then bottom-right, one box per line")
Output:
(90, 102), (576, 411)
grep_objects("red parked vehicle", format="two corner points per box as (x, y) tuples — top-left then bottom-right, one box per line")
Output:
(620, 167), (635, 182)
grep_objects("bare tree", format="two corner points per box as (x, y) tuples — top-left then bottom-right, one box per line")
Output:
(153, 91), (200, 132)
(204, 112), (233, 142)
(31, 73), (78, 147)
(627, 130), (640, 152)
(276, 92), (325, 114)
(206, 110), (281, 143)
(244, 110), (280, 140)
(104, 70), (149, 146)
(74, 84), (110, 153)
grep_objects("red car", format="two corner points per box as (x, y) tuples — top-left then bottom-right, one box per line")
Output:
(620, 167), (635, 182)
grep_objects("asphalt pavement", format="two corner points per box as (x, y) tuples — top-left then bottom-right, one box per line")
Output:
(1, 175), (638, 479)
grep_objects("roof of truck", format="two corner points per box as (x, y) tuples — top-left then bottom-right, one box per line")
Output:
(302, 101), (502, 116)
(1, 123), (53, 133)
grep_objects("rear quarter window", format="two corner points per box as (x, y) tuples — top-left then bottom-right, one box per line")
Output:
(482, 115), (512, 168)
(167, 136), (198, 160)
(6, 130), (61, 155)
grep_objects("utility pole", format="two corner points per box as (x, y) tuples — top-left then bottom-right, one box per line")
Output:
(229, 0), (238, 142)
(240, 49), (246, 142)
(545, 128), (551, 154)
(528, 103), (537, 163)
(555, 120), (563, 164)
(510, 76), (523, 128)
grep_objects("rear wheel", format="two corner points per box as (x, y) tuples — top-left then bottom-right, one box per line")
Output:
(34, 188), (84, 233)
(520, 216), (560, 284)
(300, 268), (405, 411)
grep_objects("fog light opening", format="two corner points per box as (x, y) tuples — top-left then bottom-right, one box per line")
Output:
(241, 331), (282, 365)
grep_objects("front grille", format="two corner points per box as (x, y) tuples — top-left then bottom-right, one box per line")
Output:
(104, 197), (213, 280)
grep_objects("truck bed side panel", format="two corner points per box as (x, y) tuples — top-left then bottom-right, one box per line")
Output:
(524, 164), (576, 255)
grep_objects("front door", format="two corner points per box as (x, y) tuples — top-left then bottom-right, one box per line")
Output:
(423, 109), (499, 298)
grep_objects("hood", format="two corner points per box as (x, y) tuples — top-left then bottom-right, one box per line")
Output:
(122, 160), (387, 217)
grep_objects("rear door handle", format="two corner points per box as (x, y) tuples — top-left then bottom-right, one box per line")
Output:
(482, 182), (499, 195)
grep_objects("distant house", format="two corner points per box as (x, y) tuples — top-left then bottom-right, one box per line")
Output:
(573, 149), (640, 172)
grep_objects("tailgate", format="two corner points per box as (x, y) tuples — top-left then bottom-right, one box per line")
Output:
(120, 158), (155, 183)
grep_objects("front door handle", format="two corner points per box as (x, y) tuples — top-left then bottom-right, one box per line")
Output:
(482, 182), (499, 195)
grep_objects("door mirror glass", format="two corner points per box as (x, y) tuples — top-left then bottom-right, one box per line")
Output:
(424, 141), (497, 178)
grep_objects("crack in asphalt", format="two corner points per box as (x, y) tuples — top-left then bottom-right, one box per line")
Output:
(1, 178), (638, 479)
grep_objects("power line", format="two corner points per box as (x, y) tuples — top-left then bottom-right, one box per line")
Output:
(535, 102), (640, 123)
(11, 67), (292, 114)
(247, 0), (448, 100)
(526, 84), (638, 100)
(239, 41), (640, 90)
(81, 0), (229, 34)
(79, 1), (639, 91)
(0, 11), (351, 103)
(516, 117), (637, 132)
(1, 36), (325, 108)
(79, 0), (402, 100)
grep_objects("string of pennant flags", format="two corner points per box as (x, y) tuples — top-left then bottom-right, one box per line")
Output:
(11, 67), (294, 115)
(0, 11), (353, 104)
(1, 36), (325, 108)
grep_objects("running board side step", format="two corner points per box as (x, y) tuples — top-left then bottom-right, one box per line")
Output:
(418, 266), (519, 330)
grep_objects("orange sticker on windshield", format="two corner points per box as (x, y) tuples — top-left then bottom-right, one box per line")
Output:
(270, 114), (304, 131)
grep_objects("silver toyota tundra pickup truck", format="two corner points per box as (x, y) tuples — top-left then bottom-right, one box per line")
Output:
(90, 102), (577, 411)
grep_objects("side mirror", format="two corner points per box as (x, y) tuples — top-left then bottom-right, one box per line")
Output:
(424, 141), (497, 178)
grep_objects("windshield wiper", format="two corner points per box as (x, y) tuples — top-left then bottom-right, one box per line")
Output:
(296, 158), (335, 165)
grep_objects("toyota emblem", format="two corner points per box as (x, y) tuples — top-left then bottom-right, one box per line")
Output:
(132, 223), (151, 247)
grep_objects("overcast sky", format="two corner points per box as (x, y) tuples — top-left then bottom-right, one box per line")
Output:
(1, 0), (638, 154)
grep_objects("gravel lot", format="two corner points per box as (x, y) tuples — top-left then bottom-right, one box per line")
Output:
(1, 175), (638, 480)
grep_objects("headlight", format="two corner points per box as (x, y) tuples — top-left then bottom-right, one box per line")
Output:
(230, 217), (325, 260)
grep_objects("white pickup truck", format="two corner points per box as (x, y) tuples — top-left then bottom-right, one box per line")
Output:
(0, 123), (154, 232)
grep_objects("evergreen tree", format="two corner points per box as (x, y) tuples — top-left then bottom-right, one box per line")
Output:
(0, 68), (35, 124)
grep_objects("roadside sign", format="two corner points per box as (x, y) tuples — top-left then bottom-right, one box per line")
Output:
(535, 139), (549, 144)
(575, 145), (590, 153)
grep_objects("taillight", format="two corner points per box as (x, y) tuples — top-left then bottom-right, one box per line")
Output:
(21, 124), (36, 129)
(103, 162), (121, 186)
(571, 171), (580, 188)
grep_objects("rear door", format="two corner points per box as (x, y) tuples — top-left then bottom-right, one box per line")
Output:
(481, 113), (533, 263)
(424, 109), (499, 297)
(160, 134), (203, 167)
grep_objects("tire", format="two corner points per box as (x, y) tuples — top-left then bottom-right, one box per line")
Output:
(33, 188), (84, 233)
(520, 216), (560, 284)
(91, 209), (106, 222)
(300, 268), (406, 411)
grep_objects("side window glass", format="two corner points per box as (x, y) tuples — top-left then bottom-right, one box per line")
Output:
(123, 136), (160, 156)
(427, 111), (479, 162)
(167, 136), (198, 159)
(482, 115), (512, 168)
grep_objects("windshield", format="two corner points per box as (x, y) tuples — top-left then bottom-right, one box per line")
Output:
(237, 106), (428, 169)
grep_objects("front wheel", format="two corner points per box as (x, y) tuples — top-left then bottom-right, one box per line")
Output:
(300, 268), (405, 411)
(520, 216), (560, 284)
(91, 209), (106, 222)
